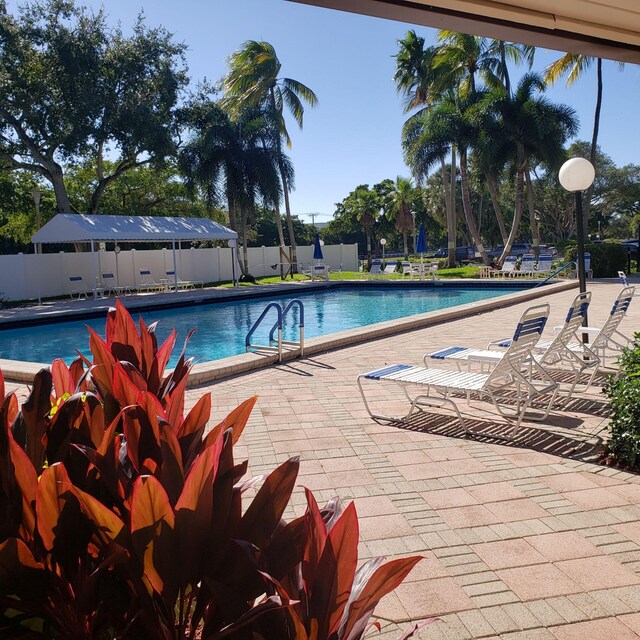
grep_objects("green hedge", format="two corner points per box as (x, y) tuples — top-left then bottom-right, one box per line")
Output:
(564, 243), (627, 278)
(605, 334), (640, 468)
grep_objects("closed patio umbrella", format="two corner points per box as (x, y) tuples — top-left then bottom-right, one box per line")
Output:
(416, 223), (427, 268)
(313, 233), (324, 262)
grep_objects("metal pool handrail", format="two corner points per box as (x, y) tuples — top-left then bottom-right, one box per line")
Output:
(269, 299), (305, 356)
(246, 302), (283, 360)
(534, 260), (577, 288)
(246, 300), (305, 362)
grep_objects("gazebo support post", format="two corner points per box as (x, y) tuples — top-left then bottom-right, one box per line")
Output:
(171, 240), (178, 292)
(90, 239), (97, 300)
(34, 243), (41, 304)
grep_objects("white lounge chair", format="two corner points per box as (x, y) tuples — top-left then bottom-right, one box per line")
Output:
(68, 275), (88, 300)
(311, 264), (329, 281)
(618, 271), (640, 295)
(517, 254), (536, 277)
(382, 260), (398, 277)
(358, 304), (558, 440)
(535, 254), (553, 276)
(566, 286), (635, 366)
(493, 255), (518, 278)
(138, 269), (164, 293)
(369, 259), (383, 278)
(165, 270), (203, 290)
(101, 272), (131, 297)
(426, 292), (600, 395)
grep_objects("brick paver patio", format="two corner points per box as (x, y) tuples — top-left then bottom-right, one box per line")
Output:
(5, 281), (640, 638)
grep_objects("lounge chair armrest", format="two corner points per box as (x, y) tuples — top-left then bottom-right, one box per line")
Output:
(553, 325), (599, 334)
(467, 353), (502, 364)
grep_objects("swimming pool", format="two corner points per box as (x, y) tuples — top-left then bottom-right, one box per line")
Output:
(0, 284), (531, 366)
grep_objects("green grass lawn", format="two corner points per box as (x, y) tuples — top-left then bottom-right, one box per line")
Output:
(217, 265), (483, 287)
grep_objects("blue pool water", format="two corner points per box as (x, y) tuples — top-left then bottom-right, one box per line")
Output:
(0, 285), (529, 366)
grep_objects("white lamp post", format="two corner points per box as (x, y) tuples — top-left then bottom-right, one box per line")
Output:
(114, 244), (121, 289)
(380, 238), (387, 263)
(559, 157), (595, 333)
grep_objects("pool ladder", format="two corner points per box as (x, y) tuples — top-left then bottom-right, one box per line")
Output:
(245, 300), (304, 362)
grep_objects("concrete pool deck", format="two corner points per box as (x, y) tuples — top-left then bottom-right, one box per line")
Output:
(0, 278), (576, 384)
(4, 280), (640, 639)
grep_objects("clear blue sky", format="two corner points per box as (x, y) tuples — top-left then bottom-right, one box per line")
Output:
(9, 0), (640, 223)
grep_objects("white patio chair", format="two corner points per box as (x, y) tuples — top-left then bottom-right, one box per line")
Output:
(401, 261), (419, 279)
(426, 292), (600, 395)
(311, 264), (329, 281)
(137, 269), (164, 293)
(68, 275), (88, 300)
(101, 272), (131, 297)
(165, 270), (202, 290)
(358, 304), (558, 440)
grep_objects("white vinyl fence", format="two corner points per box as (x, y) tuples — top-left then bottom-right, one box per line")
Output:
(0, 243), (358, 301)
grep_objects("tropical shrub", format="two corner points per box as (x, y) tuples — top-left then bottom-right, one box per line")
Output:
(605, 333), (640, 469)
(564, 242), (627, 277)
(0, 300), (425, 639)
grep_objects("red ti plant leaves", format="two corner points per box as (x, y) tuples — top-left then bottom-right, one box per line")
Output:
(174, 435), (223, 588)
(130, 475), (177, 601)
(51, 358), (78, 399)
(204, 395), (258, 448)
(106, 300), (143, 368)
(236, 456), (300, 550)
(338, 555), (423, 640)
(11, 368), (52, 474)
(308, 501), (359, 640)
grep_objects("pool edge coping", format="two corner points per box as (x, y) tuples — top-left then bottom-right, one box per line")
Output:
(0, 280), (578, 386)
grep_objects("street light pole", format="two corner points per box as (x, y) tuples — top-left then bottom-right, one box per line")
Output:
(559, 157), (595, 342)
(380, 238), (387, 264)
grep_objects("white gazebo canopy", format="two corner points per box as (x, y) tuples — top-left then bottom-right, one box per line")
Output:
(32, 213), (237, 244)
(31, 214), (239, 298)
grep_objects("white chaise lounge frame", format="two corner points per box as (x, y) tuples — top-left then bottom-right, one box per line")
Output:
(357, 304), (559, 440)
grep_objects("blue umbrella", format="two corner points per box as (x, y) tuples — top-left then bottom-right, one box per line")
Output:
(313, 233), (324, 261)
(416, 223), (427, 254)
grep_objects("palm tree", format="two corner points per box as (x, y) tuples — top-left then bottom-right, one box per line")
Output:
(179, 100), (281, 275)
(353, 186), (379, 269)
(395, 32), (457, 267)
(543, 54), (621, 230)
(386, 177), (415, 259)
(404, 94), (491, 265)
(481, 73), (578, 263)
(222, 41), (318, 272)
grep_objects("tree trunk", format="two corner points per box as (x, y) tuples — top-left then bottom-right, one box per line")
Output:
(499, 41), (510, 95)
(50, 167), (73, 213)
(273, 200), (286, 248)
(279, 162), (297, 274)
(499, 143), (526, 265)
(402, 231), (409, 260)
(447, 148), (457, 268)
(525, 165), (540, 256)
(486, 173), (508, 245)
(366, 227), (372, 270)
(459, 149), (489, 265)
(584, 57), (603, 234)
(240, 206), (250, 276)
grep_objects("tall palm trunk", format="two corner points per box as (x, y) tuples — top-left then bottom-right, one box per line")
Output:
(402, 231), (409, 260)
(459, 149), (489, 264)
(365, 227), (372, 269)
(584, 57), (603, 233)
(273, 200), (286, 248)
(486, 172), (508, 245)
(525, 165), (540, 256)
(499, 41), (511, 95)
(240, 204), (250, 276)
(499, 143), (526, 265)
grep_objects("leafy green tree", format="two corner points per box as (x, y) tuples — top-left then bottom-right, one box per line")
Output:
(481, 73), (578, 261)
(179, 98), (283, 275)
(380, 177), (416, 259)
(0, 0), (188, 214)
(404, 93), (491, 264)
(222, 41), (318, 268)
